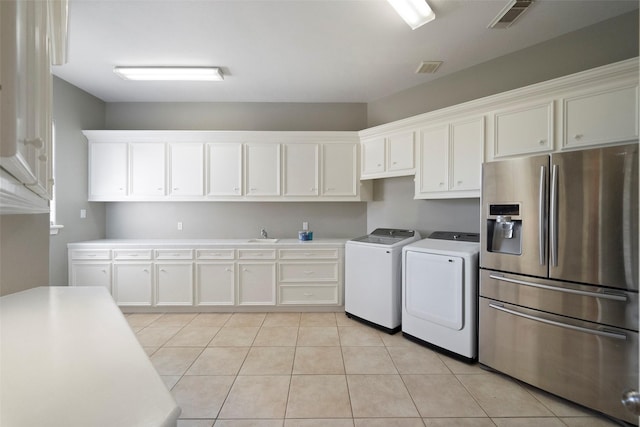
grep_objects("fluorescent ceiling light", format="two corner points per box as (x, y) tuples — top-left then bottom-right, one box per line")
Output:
(387, 0), (435, 30)
(113, 67), (224, 81)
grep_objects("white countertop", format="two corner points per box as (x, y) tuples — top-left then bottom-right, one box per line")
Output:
(68, 238), (349, 248)
(0, 286), (181, 427)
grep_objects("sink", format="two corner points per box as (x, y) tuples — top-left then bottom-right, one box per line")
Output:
(247, 238), (279, 243)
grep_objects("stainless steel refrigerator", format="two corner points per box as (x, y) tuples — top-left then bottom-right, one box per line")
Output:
(479, 143), (639, 424)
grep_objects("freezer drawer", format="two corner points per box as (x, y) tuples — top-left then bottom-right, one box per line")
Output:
(480, 269), (638, 331)
(479, 297), (638, 424)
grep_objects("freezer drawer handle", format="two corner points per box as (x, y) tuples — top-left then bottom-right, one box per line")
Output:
(488, 274), (627, 302)
(488, 303), (627, 341)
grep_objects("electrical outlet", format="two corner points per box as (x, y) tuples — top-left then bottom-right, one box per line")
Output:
(177, 222), (183, 231)
(303, 221), (309, 231)
(80, 209), (87, 219)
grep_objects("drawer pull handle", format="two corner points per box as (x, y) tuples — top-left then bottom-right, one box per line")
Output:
(303, 271), (314, 275)
(101, 270), (107, 273)
(303, 292), (314, 296)
(143, 269), (149, 273)
(160, 269), (166, 273)
(488, 274), (627, 301)
(225, 268), (232, 272)
(488, 303), (627, 340)
(88, 254), (96, 257)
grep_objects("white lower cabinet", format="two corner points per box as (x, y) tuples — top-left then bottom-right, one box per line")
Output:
(238, 262), (276, 305)
(196, 263), (235, 306)
(69, 263), (111, 292)
(156, 263), (193, 306)
(113, 263), (153, 306)
(69, 242), (344, 309)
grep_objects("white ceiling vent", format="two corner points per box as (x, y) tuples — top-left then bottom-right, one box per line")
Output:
(416, 61), (442, 74)
(488, 0), (533, 29)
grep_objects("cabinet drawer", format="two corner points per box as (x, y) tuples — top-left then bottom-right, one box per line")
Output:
(278, 249), (339, 260)
(196, 249), (235, 260)
(155, 249), (193, 260)
(237, 249), (277, 260)
(113, 249), (153, 260)
(279, 262), (338, 282)
(279, 285), (338, 305)
(70, 249), (111, 260)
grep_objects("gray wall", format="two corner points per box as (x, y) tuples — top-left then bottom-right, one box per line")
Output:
(106, 102), (366, 131)
(0, 214), (50, 296)
(49, 77), (106, 285)
(366, 176), (480, 237)
(368, 10), (639, 126)
(106, 202), (366, 240)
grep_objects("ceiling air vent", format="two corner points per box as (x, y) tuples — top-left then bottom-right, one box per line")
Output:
(416, 61), (442, 74)
(488, 0), (533, 29)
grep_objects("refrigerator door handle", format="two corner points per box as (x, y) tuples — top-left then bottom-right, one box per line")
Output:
(549, 164), (558, 267)
(488, 303), (627, 340)
(488, 273), (628, 301)
(538, 165), (546, 265)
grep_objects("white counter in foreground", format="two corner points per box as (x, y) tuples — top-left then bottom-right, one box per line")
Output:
(0, 286), (180, 427)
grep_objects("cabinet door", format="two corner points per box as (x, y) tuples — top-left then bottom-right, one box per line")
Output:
(169, 143), (204, 197)
(196, 263), (235, 305)
(25, 0), (52, 198)
(156, 263), (193, 306)
(494, 102), (553, 158)
(361, 138), (385, 176)
(70, 263), (111, 293)
(0, 0), (49, 191)
(418, 125), (449, 193)
(238, 262), (276, 305)
(282, 143), (319, 196)
(89, 142), (128, 199)
(113, 263), (153, 306)
(450, 117), (484, 192)
(321, 143), (357, 197)
(207, 143), (242, 197)
(564, 85), (638, 149)
(130, 143), (165, 197)
(387, 131), (414, 172)
(245, 143), (281, 197)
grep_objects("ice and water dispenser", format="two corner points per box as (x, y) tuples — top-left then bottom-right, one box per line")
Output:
(486, 203), (522, 255)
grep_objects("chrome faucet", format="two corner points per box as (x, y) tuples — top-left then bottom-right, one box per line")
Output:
(260, 228), (268, 239)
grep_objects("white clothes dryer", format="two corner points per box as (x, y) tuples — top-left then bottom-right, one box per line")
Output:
(402, 231), (480, 362)
(345, 228), (421, 333)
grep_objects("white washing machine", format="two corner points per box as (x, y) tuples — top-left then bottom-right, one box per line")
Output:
(345, 228), (420, 333)
(402, 231), (480, 362)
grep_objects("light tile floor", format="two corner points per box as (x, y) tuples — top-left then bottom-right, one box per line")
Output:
(126, 312), (628, 427)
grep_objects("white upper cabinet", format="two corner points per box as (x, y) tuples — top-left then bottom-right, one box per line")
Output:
(89, 142), (128, 200)
(450, 117), (483, 192)
(283, 143), (319, 197)
(322, 143), (358, 197)
(563, 84), (638, 149)
(492, 101), (554, 159)
(169, 143), (204, 197)
(207, 143), (243, 197)
(416, 116), (484, 199)
(417, 125), (449, 194)
(245, 143), (281, 197)
(387, 131), (415, 172)
(130, 143), (166, 198)
(0, 0), (64, 211)
(360, 131), (415, 179)
(361, 137), (386, 176)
